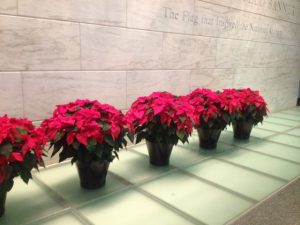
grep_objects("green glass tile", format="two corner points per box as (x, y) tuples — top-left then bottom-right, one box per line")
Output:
(256, 121), (292, 132)
(131, 143), (208, 168)
(268, 134), (300, 148)
(186, 159), (285, 201)
(264, 117), (300, 127)
(33, 213), (83, 225)
(287, 128), (300, 137)
(281, 109), (300, 116)
(0, 178), (62, 225)
(35, 163), (127, 206)
(225, 126), (275, 138)
(246, 141), (300, 163)
(78, 189), (195, 225)
(141, 172), (253, 225)
(110, 150), (172, 184)
(271, 112), (300, 122)
(217, 149), (300, 180)
(219, 131), (264, 147)
(179, 135), (236, 156)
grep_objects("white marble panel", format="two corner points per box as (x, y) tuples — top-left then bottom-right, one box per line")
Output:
(127, 0), (195, 34)
(18, 0), (126, 26)
(216, 39), (300, 68)
(0, 0), (17, 15)
(23, 71), (126, 121)
(0, 72), (23, 117)
(81, 24), (163, 70)
(194, 1), (300, 45)
(0, 16), (80, 71)
(190, 69), (235, 91)
(126, 70), (190, 108)
(202, 0), (300, 24)
(162, 33), (216, 69)
(234, 67), (300, 91)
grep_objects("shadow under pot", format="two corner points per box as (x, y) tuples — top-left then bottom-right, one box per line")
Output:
(197, 128), (222, 149)
(0, 191), (7, 217)
(233, 120), (254, 140)
(76, 159), (110, 189)
(146, 140), (174, 166)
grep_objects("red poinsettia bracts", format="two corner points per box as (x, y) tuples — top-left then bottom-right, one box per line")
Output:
(42, 99), (125, 148)
(237, 88), (269, 112)
(187, 88), (230, 129)
(0, 115), (46, 184)
(125, 92), (194, 144)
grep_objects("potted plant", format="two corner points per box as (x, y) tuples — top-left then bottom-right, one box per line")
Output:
(125, 92), (194, 166)
(187, 88), (232, 149)
(41, 99), (128, 189)
(227, 88), (268, 139)
(0, 115), (46, 217)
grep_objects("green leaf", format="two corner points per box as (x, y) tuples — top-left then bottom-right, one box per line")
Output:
(87, 139), (97, 151)
(136, 132), (145, 144)
(20, 169), (32, 184)
(104, 135), (115, 147)
(17, 127), (27, 135)
(127, 132), (134, 143)
(0, 143), (13, 157)
(179, 116), (186, 123)
(0, 179), (14, 195)
(176, 130), (185, 140)
(102, 123), (111, 131)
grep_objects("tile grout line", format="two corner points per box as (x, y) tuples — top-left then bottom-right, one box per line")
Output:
(268, 115), (300, 123)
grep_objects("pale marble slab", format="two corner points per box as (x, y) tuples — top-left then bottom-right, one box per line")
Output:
(193, 1), (300, 45)
(127, 0), (195, 34)
(126, 70), (190, 108)
(81, 24), (163, 70)
(190, 69), (235, 91)
(0, 16), (80, 71)
(0, 72), (23, 117)
(162, 33), (216, 69)
(22, 71), (126, 121)
(0, 0), (17, 15)
(202, 0), (300, 24)
(216, 39), (300, 68)
(18, 0), (126, 26)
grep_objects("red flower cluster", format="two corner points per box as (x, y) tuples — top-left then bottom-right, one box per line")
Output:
(0, 115), (46, 184)
(42, 99), (125, 147)
(186, 88), (230, 129)
(125, 92), (194, 142)
(235, 88), (269, 112)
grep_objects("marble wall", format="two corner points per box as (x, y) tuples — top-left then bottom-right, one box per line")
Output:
(0, 0), (299, 121)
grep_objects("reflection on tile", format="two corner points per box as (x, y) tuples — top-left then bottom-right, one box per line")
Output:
(217, 149), (300, 180)
(226, 128), (275, 139)
(186, 159), (285, 201)
(35, 163), (127, 206)
(141, 172), (253, 225)
(256, 121), (292, 132)
(33, 213), (83, 225)
(281, 109), (300, 116)
(219, 131), (264, 147)
(0, 179), (62, 225)
(110, 150), (172, 184)
(271, 112), (300, 122)
(131, 143), (208, 168)
(78, 189), (194, 225)
(264, 117), (300, 127)
(268, 134), (300, 148)
(246, 141), (300, 163)
(287, 128), (300, 137)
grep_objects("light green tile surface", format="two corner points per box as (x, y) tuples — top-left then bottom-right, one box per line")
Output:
(264, 117), (300, 127)
(110, 150), (172, 184)
(219, 131), (264, 147)
(186, 159), (285, 201)
(78, 189), (195, 225)
(0, 179), (62, 225)
(141, 172), (253, 225)
(218, 149), (300, 180)
(33, 213), (83, 225)
(271, 112), (300, 122)
(268, 134), (300, 148)
(281, 109), (300, 116)
(35, 163), (127, 206)
(287, 128), (300, 137)
(246, 141), (300, 163)
(256, 121), (292, 132)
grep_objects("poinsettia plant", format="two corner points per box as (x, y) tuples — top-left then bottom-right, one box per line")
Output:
(125, 92), (194, 145)
(186, 88), (233, 130)
(223, 88), (269, 125)
(41, 99), (128, 164)
(0, 115), (46, 195)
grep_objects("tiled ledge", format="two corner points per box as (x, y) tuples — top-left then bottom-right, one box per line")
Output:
(1, 107), (300, 225)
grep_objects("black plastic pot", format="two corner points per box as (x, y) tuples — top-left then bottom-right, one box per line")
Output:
(76, 160), (110, 189)
(146, 140), (174, 166)
(197, 128), (222, 149)
(233, 120), (253, 140)
(0, 191), (7, 217)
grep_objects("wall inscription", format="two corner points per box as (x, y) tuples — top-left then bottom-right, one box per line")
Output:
(163, 7), (283, 39)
